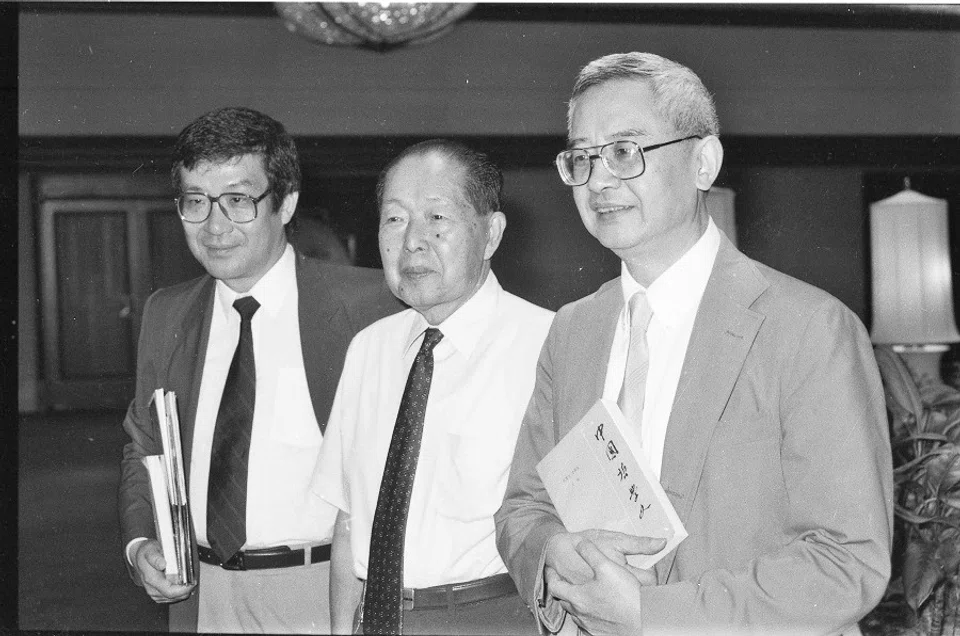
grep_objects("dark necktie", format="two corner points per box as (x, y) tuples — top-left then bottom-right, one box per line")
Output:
(207, 295), (260, 563)
(363, 327), (444, 635)
(619, 290), (653, 434)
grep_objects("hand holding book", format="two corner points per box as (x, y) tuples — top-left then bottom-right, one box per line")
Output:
(536, 399), (686, 633)
(536, 398), (687, 570)
(543, 531), (658, 635)
(130, 539), (196, 603)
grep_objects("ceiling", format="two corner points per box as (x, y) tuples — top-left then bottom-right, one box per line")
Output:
(19, 2), (960, 31)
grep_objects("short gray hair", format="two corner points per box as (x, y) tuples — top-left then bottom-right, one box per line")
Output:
(567, 52), (720, 138)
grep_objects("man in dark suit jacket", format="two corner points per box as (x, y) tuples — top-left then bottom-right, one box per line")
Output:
(118, 107), (401, 633)
(495, 53), (893, 635)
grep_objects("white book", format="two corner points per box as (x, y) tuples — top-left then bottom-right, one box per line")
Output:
(147, 388), (196, 585)
(165, 391), (187, 505)
(163, 390), (195, 585)
(142, 454), (179, 578)
(151, 389), (177, 507)
(536, 398), (688, 570)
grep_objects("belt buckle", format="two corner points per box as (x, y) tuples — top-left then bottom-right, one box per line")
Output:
(402, 587), (415, 610)
(221, 551), (245, 571)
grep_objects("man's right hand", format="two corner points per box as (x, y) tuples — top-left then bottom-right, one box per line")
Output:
(542, 530), (664, 635)
(132, 540), (196, 603)
(545, 529), (662, 587)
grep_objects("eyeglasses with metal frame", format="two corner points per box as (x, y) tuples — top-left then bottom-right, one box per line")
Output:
(555, 135), (702, 187)
(175, 189), (271, 224)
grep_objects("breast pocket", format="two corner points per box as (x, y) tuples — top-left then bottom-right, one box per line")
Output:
(704, 414), (782, 510)
(269, 368), (323, 448)
(436, 415), (520, 522)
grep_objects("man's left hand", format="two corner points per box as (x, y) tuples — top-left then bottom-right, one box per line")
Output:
(546, 539), (656, 636)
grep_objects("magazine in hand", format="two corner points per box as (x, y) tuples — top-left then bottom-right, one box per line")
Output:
(536, 398), (687, 570)
(142, 388), (196, 585)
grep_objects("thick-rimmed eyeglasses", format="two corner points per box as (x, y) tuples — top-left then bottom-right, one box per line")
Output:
(555, 135), (702, 187)
(175, 190), (271, 224)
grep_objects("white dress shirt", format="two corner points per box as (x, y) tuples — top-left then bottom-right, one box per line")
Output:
(602, 219), (721, 479)
(312, 271), (554, 588)
(189, 244), (339, 549)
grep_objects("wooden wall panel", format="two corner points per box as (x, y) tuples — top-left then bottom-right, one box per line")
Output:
(53, 211), (133, 380)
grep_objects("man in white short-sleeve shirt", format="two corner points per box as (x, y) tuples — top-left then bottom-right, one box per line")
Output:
(312, 139), (554, 635)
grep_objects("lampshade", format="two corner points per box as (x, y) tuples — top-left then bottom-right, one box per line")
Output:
(275, 2), (475, 51)
(869, 185), (960, 348)
(707, 186), (737, 247)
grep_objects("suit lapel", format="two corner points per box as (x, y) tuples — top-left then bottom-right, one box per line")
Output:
(655, 236), (768, 581)
(296, 253), (347, 435)
(164, 277), (215, 477)
(566, 280), (623, 432)
(159, 276), (213, 633)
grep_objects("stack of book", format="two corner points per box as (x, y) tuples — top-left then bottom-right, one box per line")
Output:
(142, 388), (196, 585)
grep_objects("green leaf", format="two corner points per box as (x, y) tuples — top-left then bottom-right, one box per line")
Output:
(894, 448), (956, 475)
(945, 419), (960, 444)
(875, 347), (924, 424)
(894, 503), (960, 533)
(940, 495), (960, 511)
(926, 447), (960, 492)
(919, 378), (960, 408)
(896, 504), (936, 525)
(936, 538), (960, 573)
(926, 411), (950, 436)
(894, 432), (950, 446)
(932, 393), (960, 409)
(902, 538), (945, 611)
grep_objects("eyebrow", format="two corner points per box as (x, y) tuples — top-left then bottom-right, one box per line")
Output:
(225, 179), (258, 190)
(426, 195), (464, 206)
(180, 178), (258, 192)
(380, 196), (454, 209)
(567, 128), (650, 150)
(380, 197), (404, 209)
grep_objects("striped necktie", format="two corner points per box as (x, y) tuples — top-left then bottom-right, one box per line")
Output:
(207, 295), (260, 563)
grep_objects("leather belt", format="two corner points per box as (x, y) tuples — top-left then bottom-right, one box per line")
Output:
(197, 544), (331, 571)
(398, 573), (517, 611)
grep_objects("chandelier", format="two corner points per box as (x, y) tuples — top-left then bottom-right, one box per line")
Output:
(275, 2), (476, 52)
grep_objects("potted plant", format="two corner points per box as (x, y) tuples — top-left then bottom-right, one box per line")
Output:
(873, 346), (960, 635)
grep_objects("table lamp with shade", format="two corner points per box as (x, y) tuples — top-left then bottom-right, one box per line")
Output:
(870, 178), (960, 382)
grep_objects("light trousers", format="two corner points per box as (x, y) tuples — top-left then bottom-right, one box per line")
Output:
(357, 591), (539, 635)
(196, 560), (330, 634)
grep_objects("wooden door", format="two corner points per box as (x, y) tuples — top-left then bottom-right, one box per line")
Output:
(41, 200), (137, 409)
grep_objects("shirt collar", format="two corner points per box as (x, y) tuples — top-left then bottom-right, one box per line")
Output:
(620, 217), (721, 325)
(215, 243), (295, 321)
(404, 270), (501, 358)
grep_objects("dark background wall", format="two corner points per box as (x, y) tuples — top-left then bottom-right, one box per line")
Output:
(736, 166), (867, 312)
(18, 9), (959, 137)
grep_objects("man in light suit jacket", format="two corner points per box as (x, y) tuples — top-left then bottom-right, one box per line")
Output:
(495, 52), (893, 635)
(118, 107), (402, 633)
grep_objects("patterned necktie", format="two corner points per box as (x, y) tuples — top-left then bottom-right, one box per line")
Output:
(618, 290), (653, 433)
(207, 295), (260, 563)
(363, 327), (444, 635)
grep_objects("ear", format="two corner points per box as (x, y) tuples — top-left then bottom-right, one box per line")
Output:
(279, 191), (299, 226)
(694, 136), (724, 192)
(483, 211), (507, 260)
